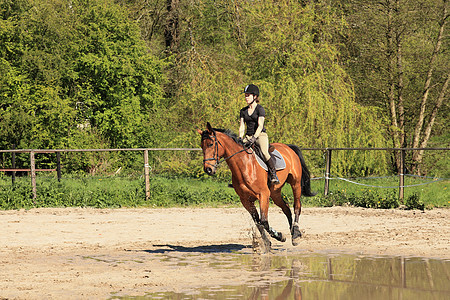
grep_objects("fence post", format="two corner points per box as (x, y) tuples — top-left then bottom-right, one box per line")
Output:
(399, 149), (405, 202)
(30, 151), (37, 199)
(144, 149), (150, 199)
(324, 149), (332, 196)
(56, 152), (61, 182)
(12, 144), (16, 185)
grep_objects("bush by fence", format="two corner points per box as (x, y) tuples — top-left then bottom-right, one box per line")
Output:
(0, 147), (448, 209)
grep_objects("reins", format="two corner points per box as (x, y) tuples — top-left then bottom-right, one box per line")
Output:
(203, 132), (252, 168)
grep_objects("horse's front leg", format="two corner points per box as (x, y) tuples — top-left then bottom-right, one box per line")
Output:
(259, 192), (286, 243)
(260, 220), (287, 242)
(239, 195), (272, 252)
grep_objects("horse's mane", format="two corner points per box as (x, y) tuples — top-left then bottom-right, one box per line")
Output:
(202, 128), (244, 146)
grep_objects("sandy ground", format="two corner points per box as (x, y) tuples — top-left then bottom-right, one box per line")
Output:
(0, 206), (449, 299)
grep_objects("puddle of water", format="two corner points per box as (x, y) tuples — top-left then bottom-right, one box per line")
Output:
(112, 252), (450, 300)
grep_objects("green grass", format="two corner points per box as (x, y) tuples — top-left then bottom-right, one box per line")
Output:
(0, 175), (147, 209)
(0, 174), (448, 210)
(299, 176), (449, 209)
(0, 174), (240, 210)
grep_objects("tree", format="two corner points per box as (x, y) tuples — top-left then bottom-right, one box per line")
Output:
(0, 0), (166, 172)
(0, 0), (165, 149)
(142, 0), (389, 175)
(339, 0), (449, 174)
(412, 1), (449, 164)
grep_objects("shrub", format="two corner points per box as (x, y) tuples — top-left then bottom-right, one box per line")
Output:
(405, 193), (425, 211)
(301, 190), (400, 209)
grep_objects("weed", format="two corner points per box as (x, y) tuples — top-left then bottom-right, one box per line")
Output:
(405, 193), (425, 211)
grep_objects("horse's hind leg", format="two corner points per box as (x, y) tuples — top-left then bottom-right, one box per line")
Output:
(270, 188), (292, 240)
(290, 183), (303, 246)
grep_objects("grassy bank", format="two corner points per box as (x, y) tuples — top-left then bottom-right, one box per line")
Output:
(0, 174), (448, 210)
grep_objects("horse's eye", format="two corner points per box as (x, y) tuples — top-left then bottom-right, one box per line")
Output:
(208, 143), (213, 148)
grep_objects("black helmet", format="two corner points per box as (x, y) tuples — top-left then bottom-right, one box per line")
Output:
(243, 84), (259, 96)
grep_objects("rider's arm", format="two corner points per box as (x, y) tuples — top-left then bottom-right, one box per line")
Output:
(239, 117), (245, 138)
(254, 116), (265, 139)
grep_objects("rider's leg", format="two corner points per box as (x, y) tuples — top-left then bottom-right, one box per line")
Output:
(266, 157), (280, 184)
(257, 133), (280, 184)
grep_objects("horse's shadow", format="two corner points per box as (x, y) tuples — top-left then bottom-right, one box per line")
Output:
(131, 243), (249, 254)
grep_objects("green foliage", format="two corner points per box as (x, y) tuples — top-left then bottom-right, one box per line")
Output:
(157, 151), (233, 180)
(1, 173), (446, 210)
(0, 0), (447, 180)
(0, 0), (166, 170)
(244, 1), (389, 176)
(147, 176), (239, 207)
(69, 0), (165, 148)
(0, 179), (34, 210)
(287, 175), (448, 209)
(0, 176), (147, 209)
(161, 0), (389, 176)
(336, 0), (448, 173)
(405, 193), (425, 211)
(300, 190), (400, 209)
(421, 133), (450, 178)
(0, 174), (240, 209)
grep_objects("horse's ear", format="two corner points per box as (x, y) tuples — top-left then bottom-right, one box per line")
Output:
(206, 122), (213, 132)
(196, 128), (203, 135)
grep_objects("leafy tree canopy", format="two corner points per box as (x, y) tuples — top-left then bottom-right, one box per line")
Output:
(0, 0), (165, 155)
(1, 0), (447, 176)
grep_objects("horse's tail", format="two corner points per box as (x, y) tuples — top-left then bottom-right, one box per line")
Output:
(288, 145), (317, 197)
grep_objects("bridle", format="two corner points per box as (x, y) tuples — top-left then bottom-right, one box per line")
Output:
(202, 131), (252, 169)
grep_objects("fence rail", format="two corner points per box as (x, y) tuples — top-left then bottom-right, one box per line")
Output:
(1, 147), (448, 200)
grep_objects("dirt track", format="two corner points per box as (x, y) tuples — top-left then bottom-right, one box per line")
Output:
(0, 206), (449, 299)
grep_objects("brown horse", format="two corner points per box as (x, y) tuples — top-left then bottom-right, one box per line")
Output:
(197, 122), (316, 247)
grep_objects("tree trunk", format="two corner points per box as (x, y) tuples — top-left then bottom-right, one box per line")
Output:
(396, 0), (406, 149)
(416, 73), (449, 165)
(164, 0), (180, 51)
(386, 0), (401, 169)
(412, 0), (447, 153)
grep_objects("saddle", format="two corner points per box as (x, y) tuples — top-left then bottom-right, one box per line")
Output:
(251, 144), (286, 172)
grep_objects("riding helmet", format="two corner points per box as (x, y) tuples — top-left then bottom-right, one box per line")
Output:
(243, 84), (259, 96)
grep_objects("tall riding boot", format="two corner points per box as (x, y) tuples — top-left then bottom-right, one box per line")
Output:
(266, 157), (280, 184)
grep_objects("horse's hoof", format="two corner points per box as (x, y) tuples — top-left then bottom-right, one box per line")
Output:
(291, 223), (302, 246)
(279, 233), (286, 242)
(292, 234), (302, 246)
(253, 225), (271, 254)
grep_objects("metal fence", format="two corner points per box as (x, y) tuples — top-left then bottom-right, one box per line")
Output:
(0, 147), (448, 200)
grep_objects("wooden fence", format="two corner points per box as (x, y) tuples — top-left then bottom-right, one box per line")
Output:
(0, 147), (448, 200)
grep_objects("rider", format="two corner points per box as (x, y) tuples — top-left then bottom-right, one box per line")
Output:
(239, 84), (280, 184)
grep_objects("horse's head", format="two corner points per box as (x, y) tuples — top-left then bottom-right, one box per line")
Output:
(196, 122), (223, 176)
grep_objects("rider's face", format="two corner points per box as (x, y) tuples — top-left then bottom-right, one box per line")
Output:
(245, 93), (255, 104)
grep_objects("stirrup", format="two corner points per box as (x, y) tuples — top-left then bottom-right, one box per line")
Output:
(270, 174), (280, 184)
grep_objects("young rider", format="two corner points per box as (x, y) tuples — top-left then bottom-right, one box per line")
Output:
(239, 84), (280, 184)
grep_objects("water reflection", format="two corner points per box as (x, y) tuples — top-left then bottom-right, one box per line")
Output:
(113, 252), (450, 300)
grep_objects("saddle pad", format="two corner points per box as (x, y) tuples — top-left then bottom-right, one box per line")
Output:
(255, 149), (286, 171)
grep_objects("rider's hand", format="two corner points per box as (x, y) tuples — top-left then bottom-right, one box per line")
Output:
(244, 136), (256, 147)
